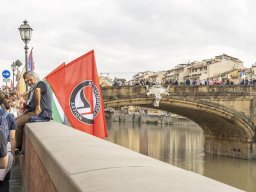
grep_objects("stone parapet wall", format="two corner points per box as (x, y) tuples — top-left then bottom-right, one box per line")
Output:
(102, 85), (256, 99)
(21, 136), (57, 192)
(20, 121), (244, 192)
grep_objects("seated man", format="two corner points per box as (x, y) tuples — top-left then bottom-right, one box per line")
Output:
(0, 130), (13, 192)
(16, 71), (52, 150)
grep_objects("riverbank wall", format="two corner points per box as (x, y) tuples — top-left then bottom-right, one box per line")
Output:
(108, 113), (195, 125)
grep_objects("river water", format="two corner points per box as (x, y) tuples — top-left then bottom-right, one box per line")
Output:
(105, 120), (256, 192)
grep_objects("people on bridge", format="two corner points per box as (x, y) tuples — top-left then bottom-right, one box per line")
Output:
(15, 71), (52, 152)
(185, 79), (190, 85)
(109, 75), (256, 87)
(253, 78), (256, 85)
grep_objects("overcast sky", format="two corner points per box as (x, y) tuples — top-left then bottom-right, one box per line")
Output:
(1, 0), (256, 84)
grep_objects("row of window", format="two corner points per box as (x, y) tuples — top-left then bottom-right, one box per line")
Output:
(191, 67), (207, 73)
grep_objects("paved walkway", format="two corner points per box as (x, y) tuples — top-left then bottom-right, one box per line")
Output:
(9, 157), (23, 192)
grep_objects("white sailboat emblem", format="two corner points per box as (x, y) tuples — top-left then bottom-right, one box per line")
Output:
(75, 87), (94, 120)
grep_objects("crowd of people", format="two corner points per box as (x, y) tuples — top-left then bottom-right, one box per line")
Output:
(112, 77), (256, 87)
(0, 71), (52, 191)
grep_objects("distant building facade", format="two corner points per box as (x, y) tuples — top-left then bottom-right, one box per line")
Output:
(166, 64), (188, 83)
(129, 53), (246, 85)
(183, 54), (243, 82)
(133, 71), (166, 85)
(99, 76), (113, 87)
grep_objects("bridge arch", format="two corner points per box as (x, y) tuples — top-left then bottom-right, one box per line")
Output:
(102, 85), (256, 159)
(104, 97), (254, 142)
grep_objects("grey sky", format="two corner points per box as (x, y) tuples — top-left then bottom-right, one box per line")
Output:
(0, 0), (256, 83)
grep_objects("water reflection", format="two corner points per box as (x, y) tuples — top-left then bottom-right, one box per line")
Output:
(106, 120), (205, 173)
(204, 156), (256, 192)
(106, 120), (256, 192)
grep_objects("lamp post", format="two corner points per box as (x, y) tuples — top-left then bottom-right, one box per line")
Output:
(18, 20), (33, 73)
(11, 62), (16, 91)
(10, 60), (23, 92)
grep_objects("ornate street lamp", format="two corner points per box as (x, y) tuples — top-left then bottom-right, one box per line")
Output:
(11, 62), (16, 90)
(15, 60), (23, 67)
(11, 60), (23, 91)
(18, 20), (33, 73)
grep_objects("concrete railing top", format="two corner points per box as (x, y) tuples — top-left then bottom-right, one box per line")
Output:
(25, 121), (243, 192)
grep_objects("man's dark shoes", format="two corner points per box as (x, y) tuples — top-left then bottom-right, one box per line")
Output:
(15, 147), (24, 156)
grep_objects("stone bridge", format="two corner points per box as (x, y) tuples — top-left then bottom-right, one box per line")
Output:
(102, 85), (256, 159)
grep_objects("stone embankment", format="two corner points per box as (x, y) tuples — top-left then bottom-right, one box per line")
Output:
(108, 113), (194, 125)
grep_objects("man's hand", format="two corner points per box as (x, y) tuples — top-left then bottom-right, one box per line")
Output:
(35, 105), (42, 115)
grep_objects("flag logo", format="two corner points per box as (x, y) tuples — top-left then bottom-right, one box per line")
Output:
(69, 80), (100, 125)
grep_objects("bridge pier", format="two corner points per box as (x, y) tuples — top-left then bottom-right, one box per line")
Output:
(204, 138), (256, 159)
